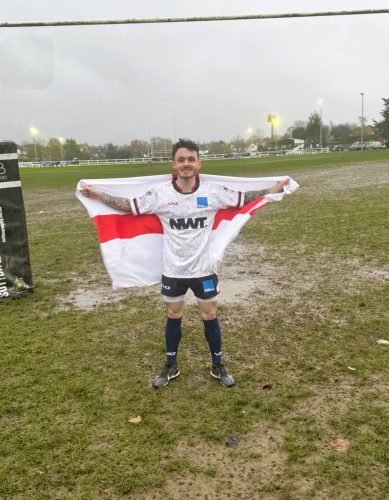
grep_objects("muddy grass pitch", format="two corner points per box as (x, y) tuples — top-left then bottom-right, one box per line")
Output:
(1, 155), (388, 499)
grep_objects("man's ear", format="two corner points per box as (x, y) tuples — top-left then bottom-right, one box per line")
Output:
(171, 161), (177, 170)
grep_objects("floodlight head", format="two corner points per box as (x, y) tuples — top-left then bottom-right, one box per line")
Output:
(29, 127), (39, 137)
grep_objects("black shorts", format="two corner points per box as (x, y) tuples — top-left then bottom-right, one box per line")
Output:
(161, 274), (219, 301)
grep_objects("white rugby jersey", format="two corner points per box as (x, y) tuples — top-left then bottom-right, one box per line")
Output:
(129, 176), (243, 278)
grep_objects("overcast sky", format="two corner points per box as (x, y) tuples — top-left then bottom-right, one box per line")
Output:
(0, 0), (388, 145)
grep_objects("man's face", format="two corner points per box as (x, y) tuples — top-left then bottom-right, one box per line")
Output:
(172, 148), (202, 179)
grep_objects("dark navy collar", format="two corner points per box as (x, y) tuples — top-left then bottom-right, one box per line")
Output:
(171, 173), (200, 194)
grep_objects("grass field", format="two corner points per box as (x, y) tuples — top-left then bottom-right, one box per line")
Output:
(1, 151), (389, 499)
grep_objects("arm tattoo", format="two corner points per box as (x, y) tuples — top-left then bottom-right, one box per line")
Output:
(244, 190), (269, 204)
(102, 193), (133, 213)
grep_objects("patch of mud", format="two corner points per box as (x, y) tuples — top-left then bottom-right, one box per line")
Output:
(24, 189), (81, 217)
(304, 379), (385, 434)
(296, 161), (389, 193)
(58, 239), (296, 310)
(136, 424), (288, 500)
(58, 241), (388, 313)
(356, 265), (389, 282)
(59, 283), (160, 310)
(58, 241), (268, 310)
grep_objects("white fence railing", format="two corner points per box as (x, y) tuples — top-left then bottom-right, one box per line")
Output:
(18, 148), (330, 168)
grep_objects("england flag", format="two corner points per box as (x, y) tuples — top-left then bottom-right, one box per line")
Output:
(76, 174), (298, 289)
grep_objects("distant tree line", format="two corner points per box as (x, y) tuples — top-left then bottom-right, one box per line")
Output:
(20, 98), (389, 161)
(20, 137), (171, 163)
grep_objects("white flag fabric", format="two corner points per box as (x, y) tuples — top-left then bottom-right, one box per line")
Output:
(76, 173), (298, 289)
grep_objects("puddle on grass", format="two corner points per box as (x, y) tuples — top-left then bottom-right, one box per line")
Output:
(63, 284), (159, 310)
(63, 276), (260, 310)
(61, 242), (267, 310)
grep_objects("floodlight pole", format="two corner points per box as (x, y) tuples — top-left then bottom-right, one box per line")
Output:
(319, 102), (323, 148)
(29, 127), (39, 161)
(59, 137), (64, 161)
(317, 99), (323, 148)
(173, 115), (177, 142)
(360, 92), (364, 144)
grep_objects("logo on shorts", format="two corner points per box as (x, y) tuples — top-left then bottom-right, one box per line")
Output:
(202, 279), (215, 293)
(162, 284), (171, 290)
(197, 196), (208, 208)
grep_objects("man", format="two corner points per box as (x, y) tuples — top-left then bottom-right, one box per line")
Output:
(81, 138), (288, 389)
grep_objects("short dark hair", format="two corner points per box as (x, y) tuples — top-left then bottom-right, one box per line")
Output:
(172, 138), (199, 160)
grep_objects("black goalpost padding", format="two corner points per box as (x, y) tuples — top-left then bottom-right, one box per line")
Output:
(0, 141), (33, 302)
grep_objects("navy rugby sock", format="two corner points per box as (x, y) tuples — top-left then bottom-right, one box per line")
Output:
(203, 318), (222, 365)
(165, 317), (182, 365)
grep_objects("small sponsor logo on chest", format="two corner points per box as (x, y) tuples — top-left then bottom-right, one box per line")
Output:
(197, 196), (208, 208)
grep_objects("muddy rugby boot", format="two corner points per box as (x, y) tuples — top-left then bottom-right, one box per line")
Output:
(152, 363), (180, 389)
(211, 363), (235, 387)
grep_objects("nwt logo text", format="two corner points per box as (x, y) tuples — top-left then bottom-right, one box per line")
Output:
(169, 217), (207, 230)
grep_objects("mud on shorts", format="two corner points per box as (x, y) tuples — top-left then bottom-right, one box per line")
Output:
(161, 274), (219, 302)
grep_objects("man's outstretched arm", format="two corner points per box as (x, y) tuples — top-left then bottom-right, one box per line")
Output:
(80, 185), (133, 213)
(244, 178), (289, 205)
